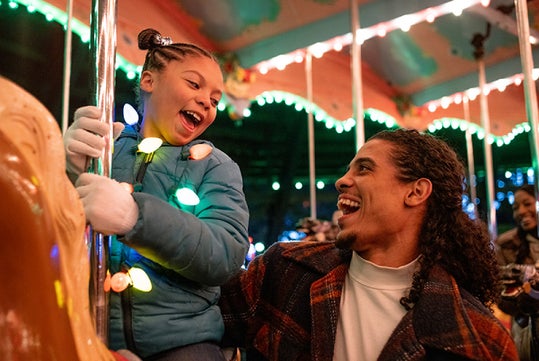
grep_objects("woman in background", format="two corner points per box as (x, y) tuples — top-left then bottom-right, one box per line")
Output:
(496, 184), (539, 361)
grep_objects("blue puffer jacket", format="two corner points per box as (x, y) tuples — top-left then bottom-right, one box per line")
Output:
(107, 126), (249, 358)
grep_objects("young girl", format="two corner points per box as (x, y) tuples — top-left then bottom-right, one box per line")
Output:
(64, 28), (249, 361)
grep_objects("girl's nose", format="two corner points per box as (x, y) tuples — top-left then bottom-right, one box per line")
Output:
(196, 93), (210, 109)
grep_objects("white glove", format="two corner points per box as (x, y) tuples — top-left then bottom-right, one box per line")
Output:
(64, 105), (125, 178)
(76, 173), (138, 236)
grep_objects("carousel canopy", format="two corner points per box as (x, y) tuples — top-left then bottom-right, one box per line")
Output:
(0, 0), (537, 244)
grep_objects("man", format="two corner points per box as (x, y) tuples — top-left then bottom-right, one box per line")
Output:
(219, 128), (518, 360)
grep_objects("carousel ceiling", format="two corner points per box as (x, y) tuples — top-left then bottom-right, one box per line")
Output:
(1, 0), (537, 243)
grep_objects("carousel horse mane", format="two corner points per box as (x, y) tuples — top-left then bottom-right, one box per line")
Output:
(0, 76), (126, 360)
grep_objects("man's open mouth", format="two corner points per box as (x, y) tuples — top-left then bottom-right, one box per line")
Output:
(337, 198), (360, 215)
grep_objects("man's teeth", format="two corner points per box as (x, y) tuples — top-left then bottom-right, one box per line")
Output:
(339, 199), (360, 208)
(338, 198), (360, 214)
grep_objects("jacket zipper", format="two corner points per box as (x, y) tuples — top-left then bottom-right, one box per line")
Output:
(120, 256), (138, 353)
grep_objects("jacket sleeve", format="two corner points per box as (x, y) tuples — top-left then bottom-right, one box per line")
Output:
(122, 158), (249, 286)
(495, 228), (519, 265)
(220, 251), (267, 347)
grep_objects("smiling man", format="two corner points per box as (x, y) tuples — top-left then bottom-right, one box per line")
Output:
(219, 128), (518, 361)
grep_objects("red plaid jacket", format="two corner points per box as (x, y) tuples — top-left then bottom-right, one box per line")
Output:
(220, 241), (518, 361)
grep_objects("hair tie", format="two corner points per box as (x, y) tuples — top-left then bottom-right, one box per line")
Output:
(155, 34), (173, 47)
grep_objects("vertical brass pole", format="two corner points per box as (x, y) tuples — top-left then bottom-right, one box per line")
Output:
(463, 97), (479, 219)
(88, 0), (117, 345)
(514, 0), (539, 235)
(305, 52), (316, 219)
(477, 59), (497, 239)
(350, 0), (364, 151)
(61, 0), (73, 135)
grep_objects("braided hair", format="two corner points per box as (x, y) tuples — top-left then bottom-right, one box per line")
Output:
(370, 129), (500, 309)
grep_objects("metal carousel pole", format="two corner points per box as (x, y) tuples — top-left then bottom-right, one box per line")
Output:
(463, 97), (479, 220)
(471, 29), (497, 240)
(88, 0), (118, 345)
(514, 0), (539, 357)
(514, 0), (539, 214)
(61, 0), (73, 135)
(305, 51), (317, 220)
(350, 0), (364, 151)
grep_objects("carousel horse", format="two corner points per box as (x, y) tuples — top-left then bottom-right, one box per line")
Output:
(0, 76), (138, 361)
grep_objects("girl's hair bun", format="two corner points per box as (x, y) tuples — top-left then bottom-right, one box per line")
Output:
(138, 28), (172, 50)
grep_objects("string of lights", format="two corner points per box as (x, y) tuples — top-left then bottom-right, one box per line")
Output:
(3, 0), (536, 145)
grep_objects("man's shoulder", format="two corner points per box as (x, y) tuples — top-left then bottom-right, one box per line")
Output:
(263, 241), (352, 273)
(267, 240), (341, 256)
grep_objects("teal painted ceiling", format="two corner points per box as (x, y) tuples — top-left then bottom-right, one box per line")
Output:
(174, 0), (539, 127)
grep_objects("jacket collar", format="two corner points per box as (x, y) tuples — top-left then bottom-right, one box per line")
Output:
(280, 241), (352, 274)
(279, 241), (351, 361)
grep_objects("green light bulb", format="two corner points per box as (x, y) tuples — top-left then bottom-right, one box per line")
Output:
(175, 187), (200, 206)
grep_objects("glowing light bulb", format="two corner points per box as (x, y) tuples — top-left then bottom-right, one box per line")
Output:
(426, 11), (436, 23)
(129, 267), (152, 292)
(110, 272), (131, 292)
(254, 242), (266, 253)
(123, 103), (139, 125)
(108, 267), (152, 293)
(189, 144), (213, 160)
(452, 8), (463, 16)
(138, 137), (163, 153)
(175, 187), (200, 206)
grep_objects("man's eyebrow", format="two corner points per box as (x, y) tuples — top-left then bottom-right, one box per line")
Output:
(349, 157), (376, 169)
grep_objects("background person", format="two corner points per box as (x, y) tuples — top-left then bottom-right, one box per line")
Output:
(64, 28), (249, 361)
(219, 128), (518, 361)
(496, 184), (539, 361)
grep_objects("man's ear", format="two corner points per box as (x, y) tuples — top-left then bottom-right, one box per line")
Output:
(404, 178), (432, 207)
(139, 70), (154, 93)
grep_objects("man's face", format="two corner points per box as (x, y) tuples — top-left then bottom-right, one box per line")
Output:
(334, 139), (420, 265)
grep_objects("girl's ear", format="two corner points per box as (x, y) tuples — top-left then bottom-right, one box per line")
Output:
(404, 178), (432, 207)
(139, 70), (154, 93)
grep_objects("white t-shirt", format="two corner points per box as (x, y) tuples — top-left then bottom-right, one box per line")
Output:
(332, 252), (419, 361)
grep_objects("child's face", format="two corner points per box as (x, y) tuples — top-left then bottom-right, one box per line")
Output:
(139, 55), (224, 145)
